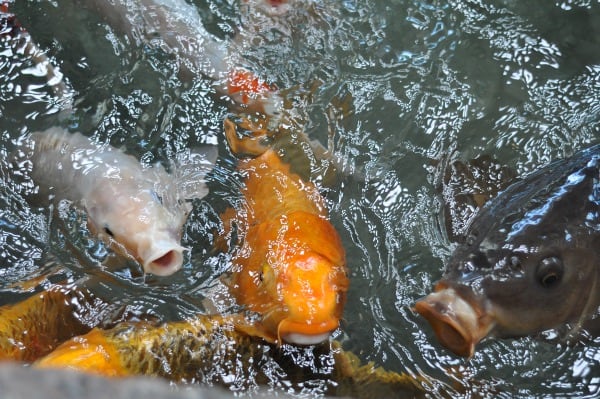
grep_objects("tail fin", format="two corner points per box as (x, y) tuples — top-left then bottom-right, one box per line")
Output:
(0, 3), (74, 113)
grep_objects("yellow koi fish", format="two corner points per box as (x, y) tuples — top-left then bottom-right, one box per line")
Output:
(32, 308), (424, 398)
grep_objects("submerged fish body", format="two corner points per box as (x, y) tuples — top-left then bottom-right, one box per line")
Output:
(26, 127), (215, 276)
(85, 0), (281, 117)
(0, 287), (425, 397)
(3, 0), (283, 117)
(0, 289), (424, 398)
(220, 119), (349, 346)
(416, 145), (600, 357)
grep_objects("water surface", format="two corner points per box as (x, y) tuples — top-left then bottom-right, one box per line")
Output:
(0, 0), (599, 397)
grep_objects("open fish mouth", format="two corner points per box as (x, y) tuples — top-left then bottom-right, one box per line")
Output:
(414, 286), (495, 357)
(142, 242), (186, 276)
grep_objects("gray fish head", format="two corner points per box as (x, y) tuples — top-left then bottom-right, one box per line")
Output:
(417, 242), (599, 357)
(417, 148), (600, 357)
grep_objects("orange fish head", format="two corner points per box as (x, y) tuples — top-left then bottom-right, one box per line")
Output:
(258, 251), (348, 345)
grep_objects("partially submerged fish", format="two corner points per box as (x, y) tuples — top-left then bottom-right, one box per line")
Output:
(0, 288), (90, 362)
(3, 0), (283, 117)
(24, 126), (216, 276)
(0, 287), (424, 398)
(219, 118), (349, 345)
(416, 145), (600, 357)
(33, 316), (425, 398)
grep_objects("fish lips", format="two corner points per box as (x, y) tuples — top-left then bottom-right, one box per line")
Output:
(415, 282), (495, 357)
(140, 240), (187, 276)
(277, 317), (340, 346)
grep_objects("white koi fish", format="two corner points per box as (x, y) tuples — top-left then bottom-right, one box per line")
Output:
(25, 126), (216, 276)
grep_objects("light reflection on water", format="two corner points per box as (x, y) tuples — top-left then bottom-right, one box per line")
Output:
(0, 0), (599, 397)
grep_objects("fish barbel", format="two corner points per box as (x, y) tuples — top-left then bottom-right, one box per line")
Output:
(24, 126), (216, 276)
(219, 118), (349, 346)
(416, 145), (600, 357)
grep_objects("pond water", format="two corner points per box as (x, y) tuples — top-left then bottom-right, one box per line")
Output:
(1, 0), (599, 397)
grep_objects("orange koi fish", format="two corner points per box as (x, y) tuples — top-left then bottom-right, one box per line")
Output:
(220, 118), (349, 345)
(0, 288), (89, 362)
(0, 287), (425, 397)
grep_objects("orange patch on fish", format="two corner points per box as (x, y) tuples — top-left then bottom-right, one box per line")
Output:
(227, 69), (275, 105)
(35, 328), (129, 377)
(221, 119), (348, 345)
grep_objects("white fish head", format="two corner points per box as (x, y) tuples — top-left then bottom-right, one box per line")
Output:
(85, 185), (190, 276)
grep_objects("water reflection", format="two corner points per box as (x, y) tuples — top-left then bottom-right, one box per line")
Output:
(0, 0), (599, 397)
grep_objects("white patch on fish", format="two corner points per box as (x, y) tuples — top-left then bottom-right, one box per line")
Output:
(25, 126), (216, 276)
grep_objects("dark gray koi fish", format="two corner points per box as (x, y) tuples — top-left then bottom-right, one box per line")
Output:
(416, 145), (600, 357)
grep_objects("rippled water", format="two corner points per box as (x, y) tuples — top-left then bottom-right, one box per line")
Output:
(1, 0), (599, 397)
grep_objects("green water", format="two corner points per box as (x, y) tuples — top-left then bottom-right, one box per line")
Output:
(0, 0), (599, 397)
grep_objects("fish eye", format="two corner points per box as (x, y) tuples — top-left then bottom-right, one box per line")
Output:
(509, 255), (522, 272)
(535, 256), (563, 288)
(103, 225), (114, 237)
(466, 233), (477, 246)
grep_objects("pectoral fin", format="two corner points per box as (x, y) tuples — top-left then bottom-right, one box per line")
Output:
(231, 314), (277, 344)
